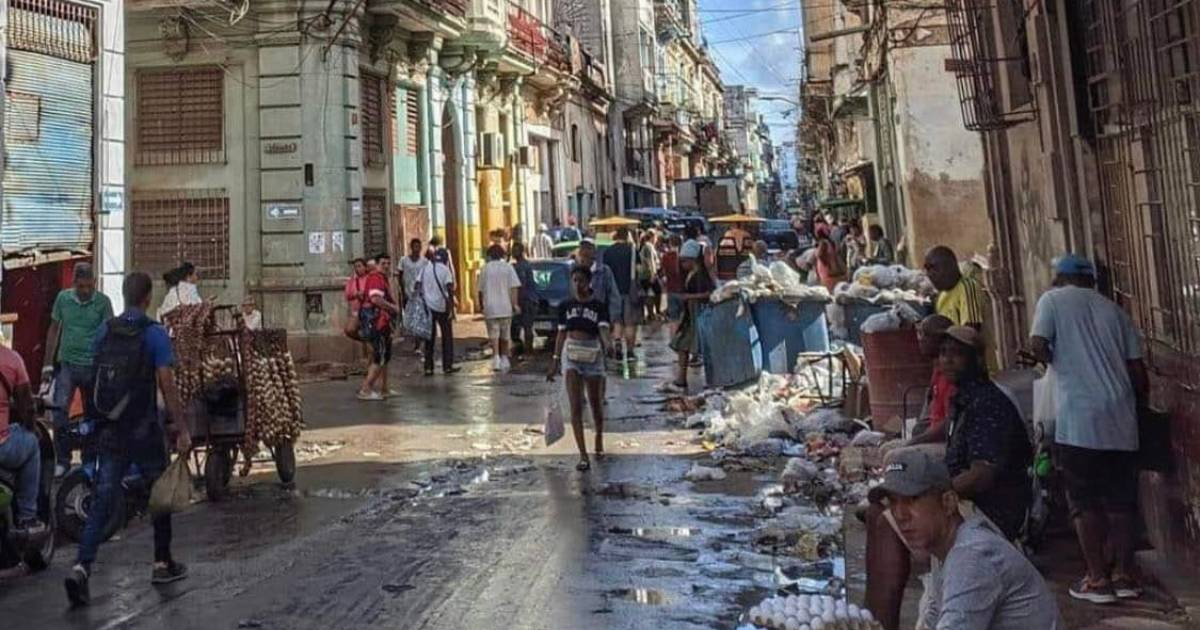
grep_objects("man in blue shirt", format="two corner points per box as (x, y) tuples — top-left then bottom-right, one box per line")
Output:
(65, 272), (192, 607)
(1025, 254), (1148, 604)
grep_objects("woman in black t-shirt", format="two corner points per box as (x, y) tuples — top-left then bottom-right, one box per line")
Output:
(669, 240), (714, 389)
(547, 266), (612, 471)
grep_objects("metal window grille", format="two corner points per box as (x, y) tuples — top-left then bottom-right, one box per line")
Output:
(1085, 0), (1200, 352)
(405, 90), (421, 156)
(362, 191), (389, 258)
(361, 72), (387, 168)
(945, 0), (1037, 131)
(136, 66), (225, 166)
(131, 189), (230, 280)
(8, 0), (97, 62)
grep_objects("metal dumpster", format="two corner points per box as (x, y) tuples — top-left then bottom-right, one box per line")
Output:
(698, 297), (762, 388)
(751, 298), (830, 374)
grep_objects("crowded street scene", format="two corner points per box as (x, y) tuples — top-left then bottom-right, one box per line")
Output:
(2, 0), (1200, 629)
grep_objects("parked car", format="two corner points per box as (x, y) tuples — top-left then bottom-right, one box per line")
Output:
(761, 219), (800, 252)
(529, 259), (572, 338)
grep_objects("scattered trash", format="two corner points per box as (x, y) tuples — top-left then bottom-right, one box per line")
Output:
(780, 458), (820, 492)
(849, 430), (886, 447)
(361, 451), (381, 458)
(685, 464), (728, 482)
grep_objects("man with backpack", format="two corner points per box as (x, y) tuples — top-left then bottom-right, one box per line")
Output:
(65, 272), (192, 607)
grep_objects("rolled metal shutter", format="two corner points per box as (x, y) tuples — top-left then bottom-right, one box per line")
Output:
(3, 47), (95, 253)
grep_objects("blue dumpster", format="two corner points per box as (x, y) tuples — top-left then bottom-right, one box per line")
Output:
(843, 301), (889, 345)
(697, 298), (762, 388)
(751, 298), (830, 374)
(843, 299), (933, 345)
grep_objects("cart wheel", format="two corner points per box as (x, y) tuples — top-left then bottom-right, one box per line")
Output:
(222, 446), (236, 486)
(273, 442), (296, 485)
(204, 448), (230, 502)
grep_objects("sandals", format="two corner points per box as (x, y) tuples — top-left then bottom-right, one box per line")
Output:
(576, 459), (591, 472)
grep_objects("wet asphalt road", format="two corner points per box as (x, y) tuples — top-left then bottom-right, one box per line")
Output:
(0, 326), (785, 630)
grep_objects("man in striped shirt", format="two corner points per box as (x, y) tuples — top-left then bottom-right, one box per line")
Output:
(924, 246), (988, 330)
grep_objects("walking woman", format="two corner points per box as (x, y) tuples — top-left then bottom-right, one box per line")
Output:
(669, 240), (714, 390)
(814, 223), (847, 291)
(547, 266), (612, 472)
(158, 262), (203, 320)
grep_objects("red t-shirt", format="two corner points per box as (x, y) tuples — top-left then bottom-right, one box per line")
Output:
(364, 271), (393, 331)
(0, 346), (30, 445)
(927, 367), (956, 431)
(661, 250), (683, 293)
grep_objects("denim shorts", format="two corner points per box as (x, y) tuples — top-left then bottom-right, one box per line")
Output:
(563, 339), (605, 378)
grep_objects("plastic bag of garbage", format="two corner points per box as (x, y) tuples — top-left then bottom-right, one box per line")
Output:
(850, 430), (887, 447)
(685, 464), (727, 482)
(149, 455), (197, 516)
(798, 408), (851, 433)
(780, 457), (820, 491)
(861, 310), (902, 334)
(544, 396), (565, 446)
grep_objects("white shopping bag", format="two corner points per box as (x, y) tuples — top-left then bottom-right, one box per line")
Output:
(544, 394), (565, 446)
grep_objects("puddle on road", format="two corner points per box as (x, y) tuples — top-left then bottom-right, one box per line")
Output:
(609, 526), (700, 539)
(608, 588), (669, 605)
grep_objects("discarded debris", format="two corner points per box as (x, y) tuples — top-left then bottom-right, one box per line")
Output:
(685, 464), (728, 482)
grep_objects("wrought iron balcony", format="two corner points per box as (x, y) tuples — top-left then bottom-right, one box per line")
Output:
(506, 1), (568, 71)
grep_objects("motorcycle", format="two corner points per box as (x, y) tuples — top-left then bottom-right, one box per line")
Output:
(54, 417), (150, 544)
(0, 416), (57, 573)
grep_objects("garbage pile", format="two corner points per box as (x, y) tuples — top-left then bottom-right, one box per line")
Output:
(742, 594), (881, 630)
(834, 264), (935, 305)
(712, 259), (833, 305)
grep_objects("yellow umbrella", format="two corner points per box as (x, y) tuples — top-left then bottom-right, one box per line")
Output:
(589, 216), (641, 228)
(709, 213), (766, 224)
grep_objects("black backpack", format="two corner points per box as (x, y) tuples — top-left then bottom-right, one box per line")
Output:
(92, 317), (154, 426)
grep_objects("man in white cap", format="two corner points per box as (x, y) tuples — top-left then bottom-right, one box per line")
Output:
(1024, 254), (1148, 604)
(871, 446), (1062, 630)
(531, 223), (555, 260)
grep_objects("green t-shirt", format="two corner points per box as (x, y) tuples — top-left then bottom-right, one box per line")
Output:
(51, 289), (113, 367)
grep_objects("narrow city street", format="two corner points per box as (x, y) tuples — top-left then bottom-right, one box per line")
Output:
(0, 324), (792, 629)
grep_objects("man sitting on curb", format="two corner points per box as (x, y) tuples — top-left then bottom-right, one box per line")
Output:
(865, 326), (1033, 629)
(870, 446), (1062, 629)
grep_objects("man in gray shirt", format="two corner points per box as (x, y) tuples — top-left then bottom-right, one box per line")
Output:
(1024, 253), (1148, 604)
(871, 446), (1062, 630)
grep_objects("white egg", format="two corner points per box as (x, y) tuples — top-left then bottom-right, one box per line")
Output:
(822, 610), (835, 623)
(861, 608), (874, 621)
(795, 609), (811, 624)
(811, 619), (825, 630)
(847, 604), (860, 617)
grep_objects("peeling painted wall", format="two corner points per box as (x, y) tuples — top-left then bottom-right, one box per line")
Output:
(887, 45), (990, 265)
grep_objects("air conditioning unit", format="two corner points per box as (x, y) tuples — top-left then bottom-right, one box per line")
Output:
(477, 132), (505, 169)
(518, 145), (535, 169)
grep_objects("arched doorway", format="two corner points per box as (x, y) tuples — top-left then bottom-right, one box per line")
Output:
(441, 102), (463, 309)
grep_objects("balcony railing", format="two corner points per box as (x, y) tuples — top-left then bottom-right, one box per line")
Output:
(413, 0), (467, 18)
(507, 1), (568, 71)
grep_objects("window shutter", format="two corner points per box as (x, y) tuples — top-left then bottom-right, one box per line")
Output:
(136, 67), (224, 165)
(406, 90), (420, 156)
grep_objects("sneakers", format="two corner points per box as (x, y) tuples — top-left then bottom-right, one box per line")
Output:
(13, 517), (47, 539)
(356, 390), (384, 401)
(64, 564), (90, 606)
(151, 561), (189, 585)
(500, 356), (512, 373)
(1069, 577), (1118, 604)
(1112, 575), (1144, 599)
(491, 356), (503, 372)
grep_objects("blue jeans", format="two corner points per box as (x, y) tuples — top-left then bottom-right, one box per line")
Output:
(53, 363), (94, 467)
(77, 423), (171, 568)
(0, 424), (41, 521)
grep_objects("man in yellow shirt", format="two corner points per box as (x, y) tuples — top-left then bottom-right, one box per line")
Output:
(925, 246), (987, 329)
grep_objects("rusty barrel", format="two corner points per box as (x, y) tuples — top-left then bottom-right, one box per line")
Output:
(862, 328), (934, 434)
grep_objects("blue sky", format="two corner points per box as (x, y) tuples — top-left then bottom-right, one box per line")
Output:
(698, 0), (803, 144)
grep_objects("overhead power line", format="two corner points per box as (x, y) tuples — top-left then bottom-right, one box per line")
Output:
(707, 27), (799, 45)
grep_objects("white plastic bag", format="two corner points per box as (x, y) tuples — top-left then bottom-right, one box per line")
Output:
(544, 397), (565, 446)
(1032, 367), (1057, 440)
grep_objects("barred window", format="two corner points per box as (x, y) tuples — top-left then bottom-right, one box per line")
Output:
(361, 72), (387, 168)
(131, 189), (230, 279)
(362, 190), (388, 258)
(136, 66), (224, 165)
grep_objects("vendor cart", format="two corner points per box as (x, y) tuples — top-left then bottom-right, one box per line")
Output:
(164, 305), (300, 501)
